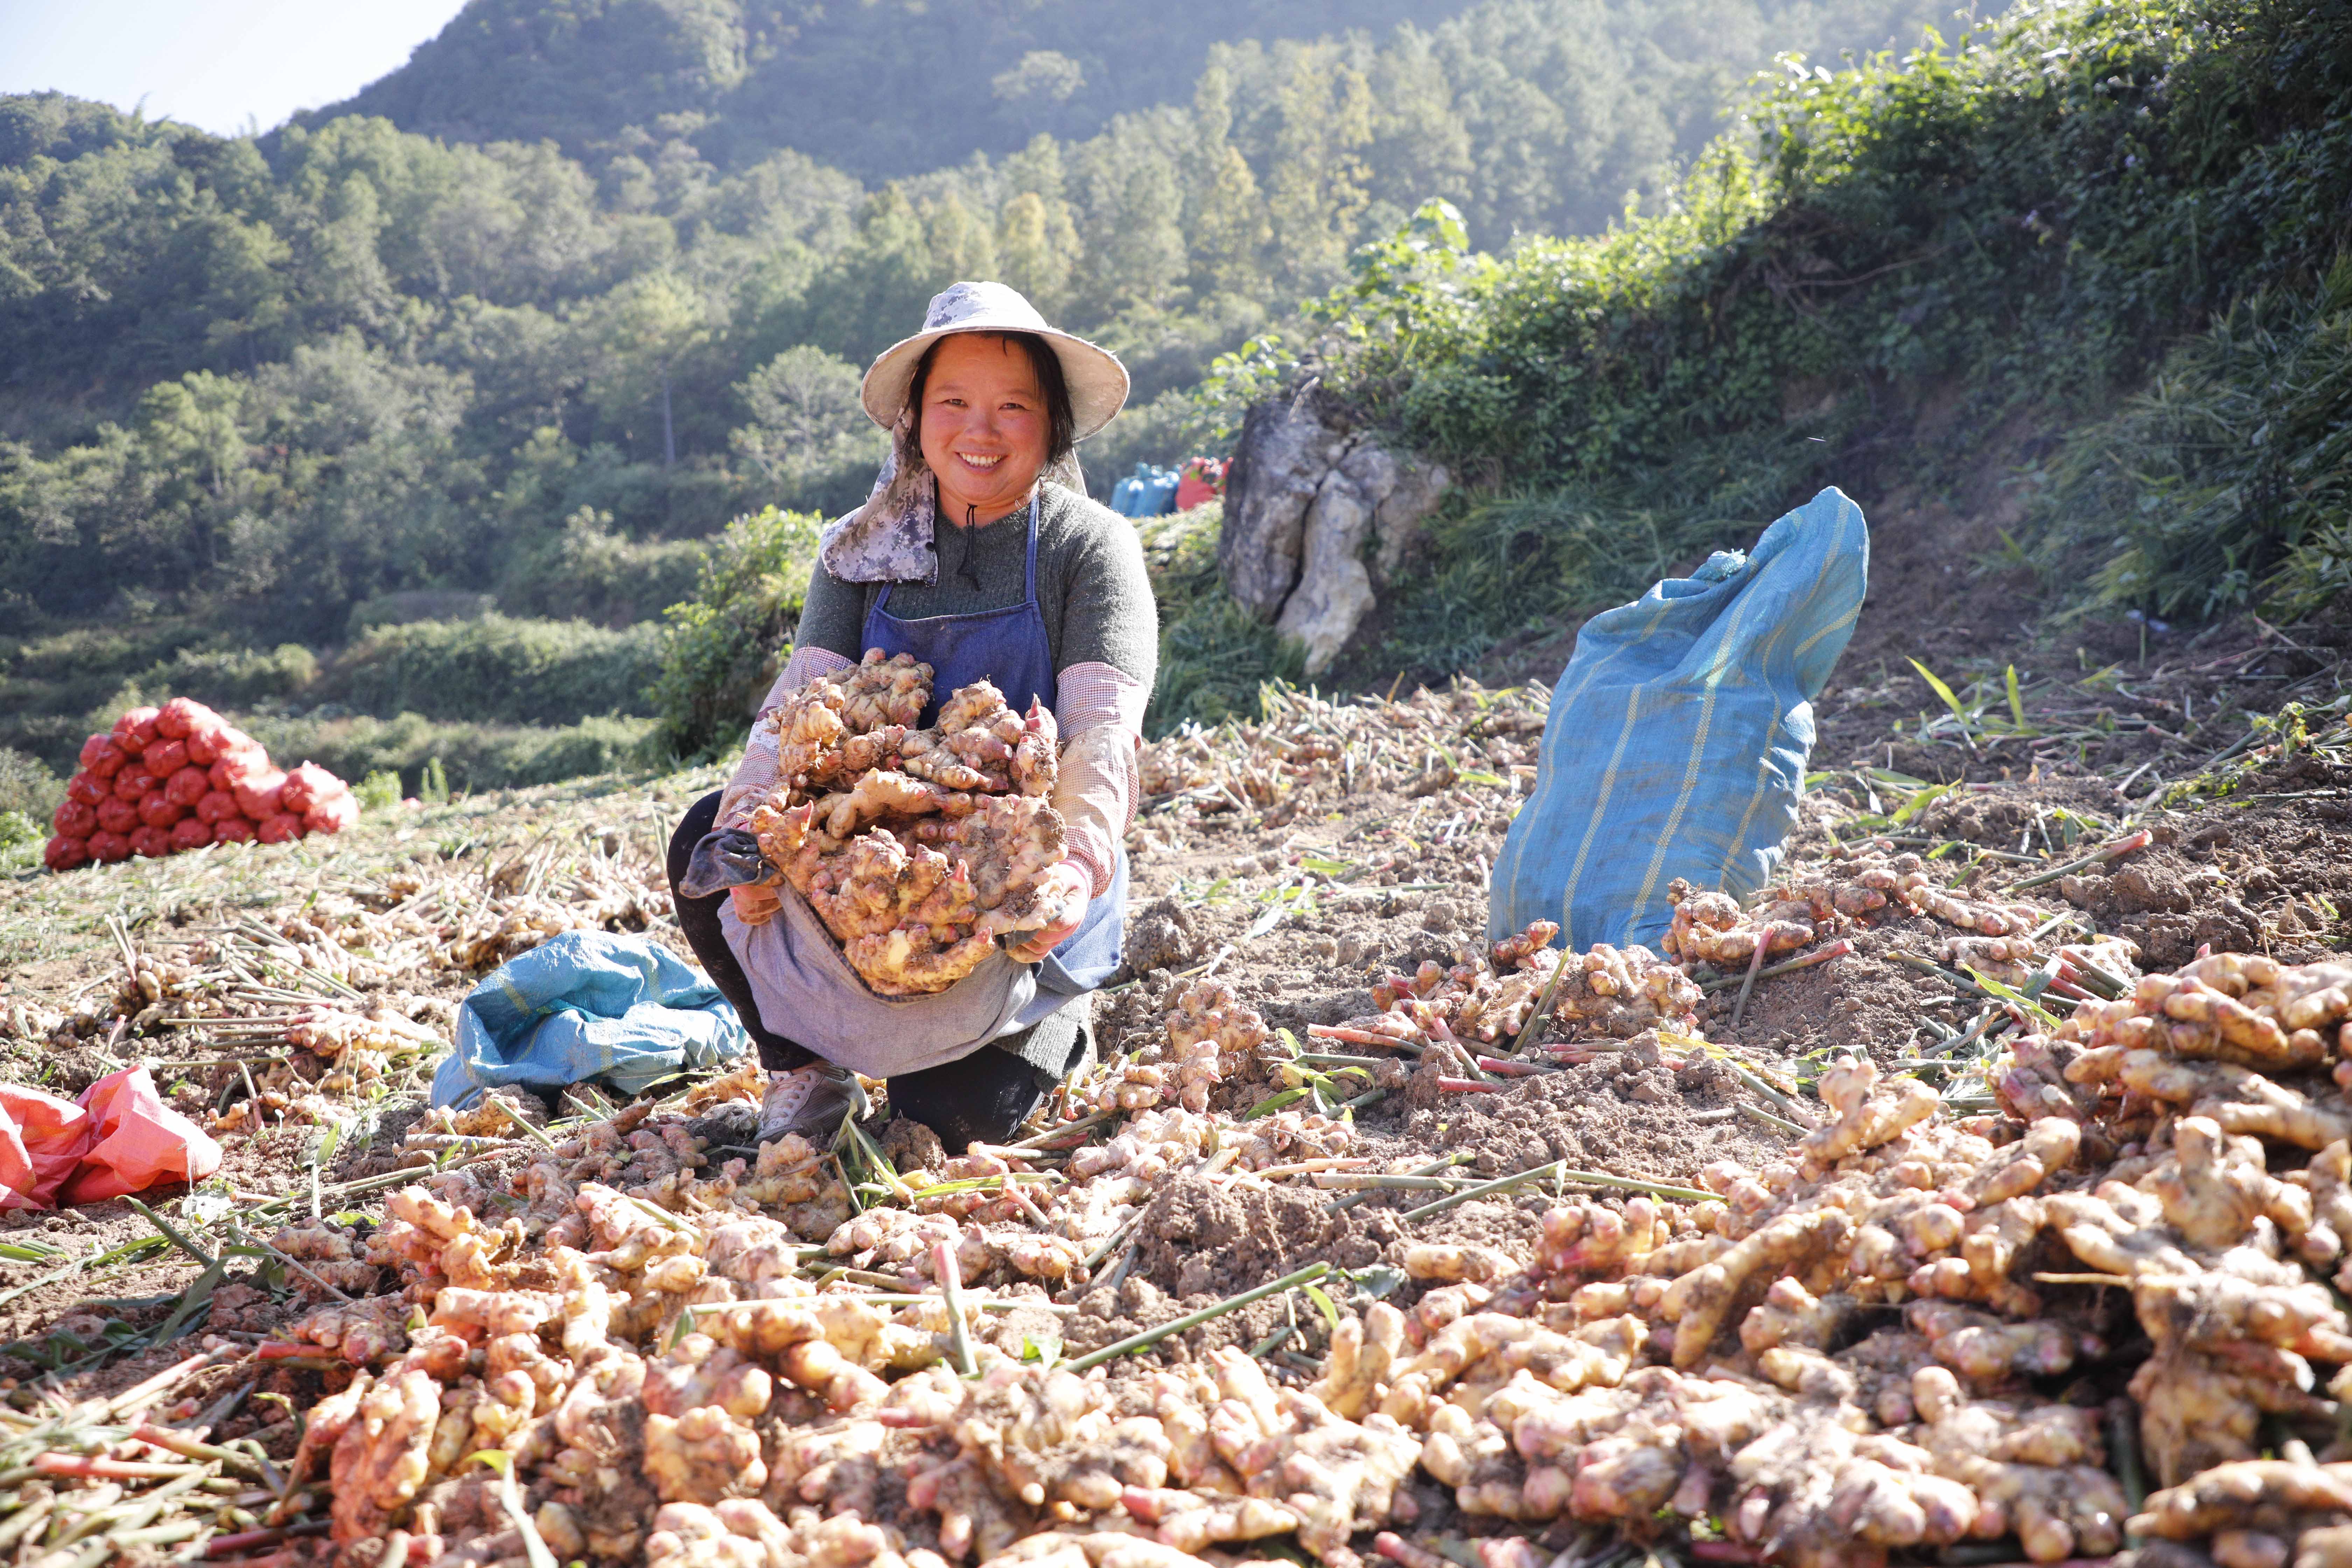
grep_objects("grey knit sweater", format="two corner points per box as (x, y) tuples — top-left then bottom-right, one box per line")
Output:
(795, 481), (1158, 689)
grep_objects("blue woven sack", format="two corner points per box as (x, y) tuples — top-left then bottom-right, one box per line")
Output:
(430, 930), (750, 1108)
(1111, 463), (1180, 518)
(1488, 486), (1869, 952)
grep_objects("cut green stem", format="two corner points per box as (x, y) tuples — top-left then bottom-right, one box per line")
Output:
(1330, 1152), (1470, 1213)
(125, 1199), (216, 1270)
(1065, 1261), (1331, 1373)
(931, 1240), (978, 1378)
(2007, 828), (2153, 892)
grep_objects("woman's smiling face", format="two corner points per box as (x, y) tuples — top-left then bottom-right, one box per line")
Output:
(918, 333), (1052, 524)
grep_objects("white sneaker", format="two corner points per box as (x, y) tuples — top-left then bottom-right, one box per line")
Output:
(758, 1063), (867, 1144)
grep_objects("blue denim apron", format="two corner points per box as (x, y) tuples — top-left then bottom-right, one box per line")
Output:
(720, 496), (1125, 1078)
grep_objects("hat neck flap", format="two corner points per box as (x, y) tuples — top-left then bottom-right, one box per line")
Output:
(818, 421), (1086, 585)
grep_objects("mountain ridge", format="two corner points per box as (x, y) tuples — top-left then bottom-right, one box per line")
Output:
(297, 0), (1483, 184)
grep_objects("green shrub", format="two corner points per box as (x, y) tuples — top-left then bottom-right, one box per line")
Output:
(0, 747), (58, 819)
(346, 591), (496, 636)
(1150, 596), (1307, 734)
(496, 509), (712, 628)
(1390, 420), (1847, 673)
(1136, 501), (1224, 610)
(0, 620), (228, 770)
(0, 811), (38, 850)
(328, 615), (663, 726)
(2037, 255), (2352, 619)
(1133, 501), (1264, 733)
(355, 769), (402, 811)
(239, 712), (658, 795)
(651, 507), (822, 761)
(145, 643), (321, 708)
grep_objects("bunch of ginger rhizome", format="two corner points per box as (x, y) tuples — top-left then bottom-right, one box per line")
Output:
(52, 844), (2352, 1568)
(746, 652), (1068, 994)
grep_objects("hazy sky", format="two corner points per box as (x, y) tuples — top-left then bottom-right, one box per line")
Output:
(0, 0), (470, 136)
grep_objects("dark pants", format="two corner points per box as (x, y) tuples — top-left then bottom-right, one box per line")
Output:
(667, 792), (1048, 1152)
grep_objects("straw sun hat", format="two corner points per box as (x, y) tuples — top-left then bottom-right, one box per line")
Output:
(860, 281), (1130, 441)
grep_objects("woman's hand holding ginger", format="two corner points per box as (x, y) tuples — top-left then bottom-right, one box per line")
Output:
(1008, 862), (1091, 962)
(730, 882), (782, 926)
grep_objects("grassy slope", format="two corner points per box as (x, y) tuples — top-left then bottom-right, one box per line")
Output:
(1140, 0), (2352, 724)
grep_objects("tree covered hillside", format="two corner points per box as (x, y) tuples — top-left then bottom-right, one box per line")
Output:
(0, 0), (1968, 647)
(307, 0), (1477, 184)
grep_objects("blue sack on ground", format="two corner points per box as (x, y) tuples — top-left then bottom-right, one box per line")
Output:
(430, 930), (751, 1109)
(1111, 463), (1180, 518)
(1489, 486), (1869, 952)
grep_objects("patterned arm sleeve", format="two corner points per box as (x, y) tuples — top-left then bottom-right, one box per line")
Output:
(1052, 661), (1150, 897)
(714, 644), (856, 829)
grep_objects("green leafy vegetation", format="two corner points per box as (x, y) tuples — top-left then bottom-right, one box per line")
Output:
(1228, 0), (2352, 692)
(326, 615), (664, 727)
(355, 769), (403, 811)
(0, 749), (57, 822)
(0, 0), (1975, 638)
(2043, 255), (2352, 619)
(650, 506), (822, 761)
(1133, 500), (1308, 733)
(316, 0), (1471, 186)
(239, 712), (658, 797)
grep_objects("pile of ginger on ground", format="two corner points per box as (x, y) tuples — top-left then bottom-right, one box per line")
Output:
(227, 933), (2352, 1568)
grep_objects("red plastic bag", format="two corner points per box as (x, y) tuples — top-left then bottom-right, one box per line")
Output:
(55, 1067), (221, 1207)
(0, 1086), (91, 1212)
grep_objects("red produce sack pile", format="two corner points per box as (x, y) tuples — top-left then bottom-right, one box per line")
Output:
(0, 1066), (222, 1211)
(44, 698), (357, 873)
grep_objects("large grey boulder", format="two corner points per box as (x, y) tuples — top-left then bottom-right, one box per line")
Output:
(1217, 384), (1349, 623)
(1221, 389), (1449, 675)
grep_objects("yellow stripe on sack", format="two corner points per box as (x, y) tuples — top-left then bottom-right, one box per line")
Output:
(1500, 593), (1680, 941)
(1720, 499), (1865, 890)
(1719, 713), (1794, 895)
(1553, 684), (1646, 950)
(1624, 575), (1769, 929)
(1787, 501), (1865, 668)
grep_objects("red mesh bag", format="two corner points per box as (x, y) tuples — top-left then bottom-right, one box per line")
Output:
(128, 825), (171, 858)
(142, 738), (189, 777)
(65, 772), (108, 807)
(43, 837), (89, 873)
(195, 790), (239, 824)
(279, 762), (344, 816)
(163, 766), (210, 808)
(155, 698), (217, 740)
(184, 723), (234, 766)
(51, 800), (97, 839)
(257, 813), (307, 845)
(95, 797), (139, 836)
(168, 817), (211, 853)
(113, 768), (154, 802)
(136, 793), (186, 830)
(87, 831), (132, 863)
(233, 771), (286, 819)
(303, 792), (359, 834)
(111, 706), (161, 751)
(210, 816), (256, 845)
(212, 752), (271, 794)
